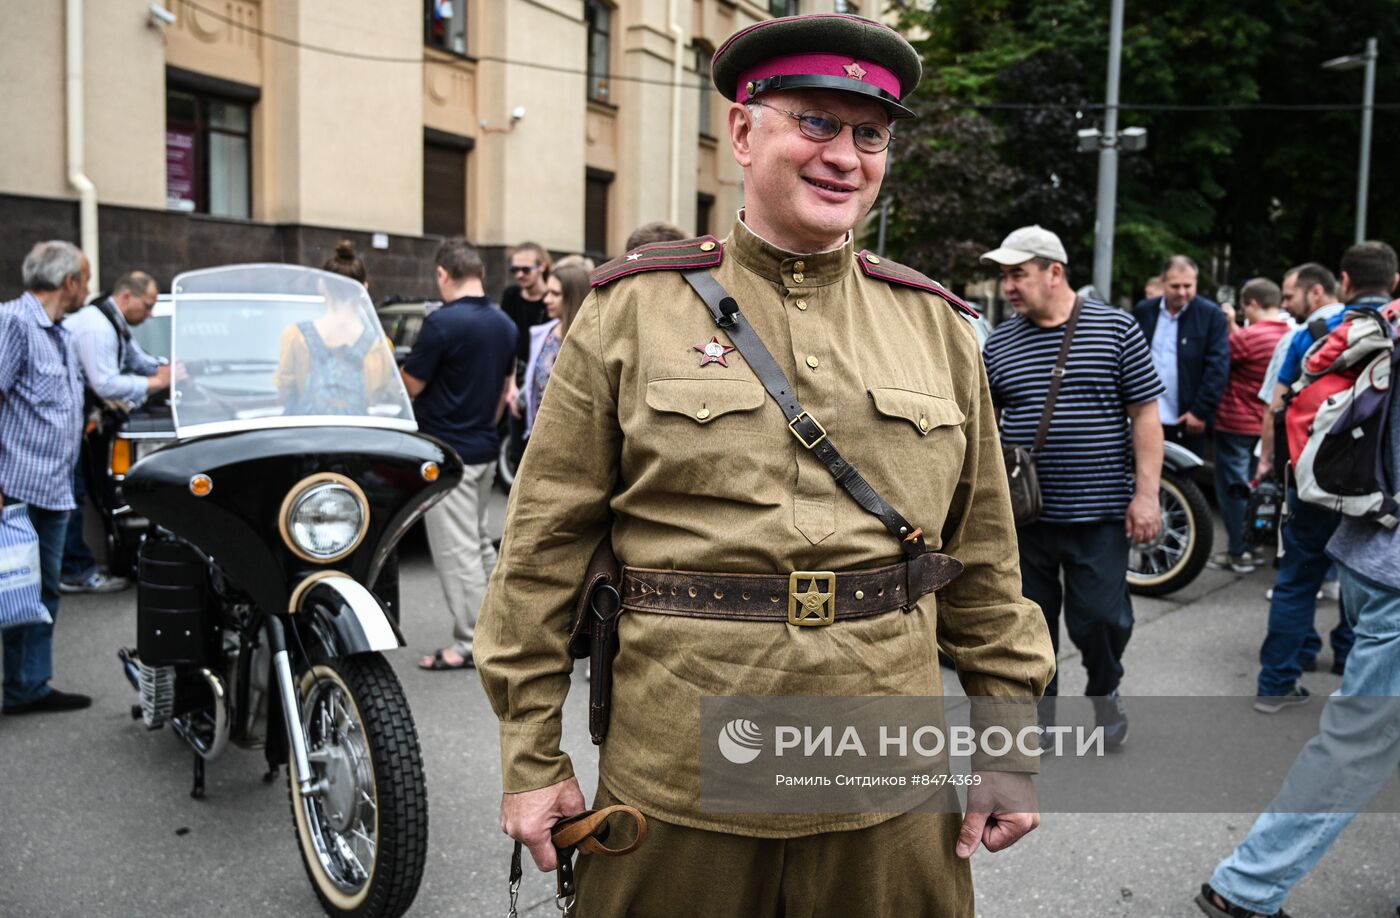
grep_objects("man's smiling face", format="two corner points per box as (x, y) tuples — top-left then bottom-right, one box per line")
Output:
(732, 88), (889, 253)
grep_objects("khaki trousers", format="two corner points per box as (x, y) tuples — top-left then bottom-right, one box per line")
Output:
(573, 784), (973, 918)
(422, 461), (496, 655)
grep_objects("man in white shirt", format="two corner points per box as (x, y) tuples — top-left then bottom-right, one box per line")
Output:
(60, 270), (169, 593)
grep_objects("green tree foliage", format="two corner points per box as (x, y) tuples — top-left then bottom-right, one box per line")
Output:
(884, 0), (1400, 300)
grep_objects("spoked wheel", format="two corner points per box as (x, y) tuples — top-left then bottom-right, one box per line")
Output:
(1128, 471), (1214, 596)
(290, 655), (426, 918)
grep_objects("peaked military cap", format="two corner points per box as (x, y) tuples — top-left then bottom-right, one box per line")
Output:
(711, 14), (922, 120)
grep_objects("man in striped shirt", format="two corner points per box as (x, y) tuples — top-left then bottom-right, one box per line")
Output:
(0, 240), (93, 715)
(982, 226), (1164, 745)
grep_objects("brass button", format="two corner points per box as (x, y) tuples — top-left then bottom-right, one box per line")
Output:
(919, 416), (930, 432)
(854, 590), (865, 600)
(699, 241), (716, 252)
(697, 407), (711, 420)
(795, 299), (808, 311)
(793, 272), (805, 284)
(865, 253), (881, 264)
(794, 260), (806, 271)
(806, 355), (819, 369)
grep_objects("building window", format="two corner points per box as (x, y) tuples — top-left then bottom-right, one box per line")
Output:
(425, 0), (467, 56)
(166, 89), (251, 218)
(585, 168), (613, 260)
(769, 0), (799, 16)
(586, 1), (612, 103)
(693, 42), (714, 138)
(696, 193), (715, 238)
(423, 130), (471, 237)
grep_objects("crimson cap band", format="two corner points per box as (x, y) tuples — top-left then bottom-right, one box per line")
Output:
(711, 14), (922, 120)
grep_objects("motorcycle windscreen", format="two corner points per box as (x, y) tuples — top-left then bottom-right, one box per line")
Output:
(169, 264), (416, 438)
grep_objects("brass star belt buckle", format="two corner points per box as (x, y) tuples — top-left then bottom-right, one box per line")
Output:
(788, 571), (836, 627)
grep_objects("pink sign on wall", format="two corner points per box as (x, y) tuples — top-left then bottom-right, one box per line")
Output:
(166, 129), (196, 211)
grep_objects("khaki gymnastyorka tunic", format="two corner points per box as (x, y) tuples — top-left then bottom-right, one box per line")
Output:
(475, 218), (1055, 837)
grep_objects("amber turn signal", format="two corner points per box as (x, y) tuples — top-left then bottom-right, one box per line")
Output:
(420, 461), (440, 482)
(189, 474), (213, 497)
(110, 439), (133, 476)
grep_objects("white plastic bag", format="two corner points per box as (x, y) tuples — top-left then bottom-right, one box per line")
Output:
(0, 504), (53, 629)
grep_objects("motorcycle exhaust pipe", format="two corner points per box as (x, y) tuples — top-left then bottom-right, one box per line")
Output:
(169, 668), (231, 761)
(266, 616), (319, 800)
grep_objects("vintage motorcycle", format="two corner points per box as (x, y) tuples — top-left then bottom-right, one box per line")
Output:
(116, 264), (462, 918)
(1127, 440), (1215, 596)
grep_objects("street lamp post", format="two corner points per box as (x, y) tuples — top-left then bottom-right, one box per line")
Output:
(1081, 0), (1147, 303)
(1322, 37), (1379, 244)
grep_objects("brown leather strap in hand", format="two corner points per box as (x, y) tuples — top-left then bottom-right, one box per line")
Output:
(552, 804), (649, 857)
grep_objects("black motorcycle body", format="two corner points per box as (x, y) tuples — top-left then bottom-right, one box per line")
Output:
(117, 264), (461, 918)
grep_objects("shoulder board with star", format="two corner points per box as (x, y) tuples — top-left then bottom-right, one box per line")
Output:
(590, 235), (724, 288)
(854, 250), (979, 320)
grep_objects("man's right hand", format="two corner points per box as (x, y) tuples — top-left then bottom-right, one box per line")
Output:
(500, 776), (587, 871)
(147, 363), (173, 391)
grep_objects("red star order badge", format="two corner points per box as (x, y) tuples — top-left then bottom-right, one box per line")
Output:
(694, 336), (736, 367)
(844, 61), (868, 81)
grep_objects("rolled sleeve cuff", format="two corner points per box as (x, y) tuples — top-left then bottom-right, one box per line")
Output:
(498, 721), (575, 794)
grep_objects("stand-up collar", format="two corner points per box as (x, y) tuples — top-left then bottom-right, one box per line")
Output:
(728, 215), (854, 289)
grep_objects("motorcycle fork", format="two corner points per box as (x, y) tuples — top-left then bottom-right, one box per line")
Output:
(266, 615), (320, 800)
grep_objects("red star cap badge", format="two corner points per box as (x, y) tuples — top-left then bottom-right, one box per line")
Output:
(694, 336), (737, 367)
(844, 61), (868, 81)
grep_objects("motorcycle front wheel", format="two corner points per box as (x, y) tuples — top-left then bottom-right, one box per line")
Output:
(1127, 470), (1214, 596)
(289, 655), (426, 918)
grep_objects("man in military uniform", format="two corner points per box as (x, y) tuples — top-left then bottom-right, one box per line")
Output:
(476, 13), (1055, 915)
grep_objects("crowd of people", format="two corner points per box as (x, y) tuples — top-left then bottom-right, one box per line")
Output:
(2, 12), (1396, 915)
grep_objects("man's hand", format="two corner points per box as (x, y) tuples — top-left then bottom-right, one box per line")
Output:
(1125, 490), (1161, 544)
(1180, 411), (1207, 437)
(956, 771), (1040, 858)
(500, 776), (587, 871)
(147, 364), (172, 391)
(1255, 453), (1273, 480)
(506, 378), (523, 419)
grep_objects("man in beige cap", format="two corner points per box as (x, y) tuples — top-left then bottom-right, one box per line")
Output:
(981, 225), (1164, 745)
(476, 16), (1055, 915)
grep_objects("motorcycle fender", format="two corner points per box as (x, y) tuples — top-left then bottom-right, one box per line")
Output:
(1162, 440), (1205, 470)
(295, 576), (404, 653)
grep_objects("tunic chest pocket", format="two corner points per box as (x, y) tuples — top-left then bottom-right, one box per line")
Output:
(868, 386), (965, 436)
(645, 377), (766, 426)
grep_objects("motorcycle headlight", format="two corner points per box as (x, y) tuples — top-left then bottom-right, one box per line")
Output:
(280, 475), (369, 563)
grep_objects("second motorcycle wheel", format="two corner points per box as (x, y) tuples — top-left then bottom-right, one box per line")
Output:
(289, 655), (427, 918)
(1127, 470), (1214, 596)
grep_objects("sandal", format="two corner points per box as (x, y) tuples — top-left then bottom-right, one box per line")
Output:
(419, 648), (473, 671)
(1196, 884), (1291, 918)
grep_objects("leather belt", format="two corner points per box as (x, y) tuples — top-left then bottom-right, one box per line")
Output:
(619, 552), (964, 626)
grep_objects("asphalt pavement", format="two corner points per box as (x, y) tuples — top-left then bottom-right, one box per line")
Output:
(1, 497), (1396, 918)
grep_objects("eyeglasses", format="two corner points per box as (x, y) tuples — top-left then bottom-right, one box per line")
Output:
(752, 102), (894, 154)
(510, 263), (541, 275)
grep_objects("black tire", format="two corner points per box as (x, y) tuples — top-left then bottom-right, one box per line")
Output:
(496, 434), (518, 492)
(289, 654), (426, 918)
(1127, 471), (1214, 597)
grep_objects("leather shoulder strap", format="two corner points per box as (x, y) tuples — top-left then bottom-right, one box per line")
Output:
(854, 251), (980, 320)
(1032, 295), (1084, 458)
(591, 236), (724, 288)
(683, 268), (927, 557)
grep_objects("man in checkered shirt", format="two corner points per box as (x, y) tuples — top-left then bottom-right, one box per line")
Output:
(0, 240), (94, 715)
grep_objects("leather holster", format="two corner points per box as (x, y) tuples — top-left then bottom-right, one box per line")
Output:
(566, 538), (623, 745)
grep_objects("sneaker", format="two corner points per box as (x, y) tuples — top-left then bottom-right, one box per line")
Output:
(1208, 552), (1256, 573)
(1092, 690), (1129, 749)
(1254, 685), (1312, 714)
(59, 569), (131, 594)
